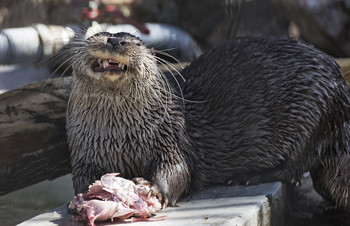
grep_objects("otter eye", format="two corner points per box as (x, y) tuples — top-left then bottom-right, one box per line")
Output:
(94, 32), (112, 37)
(87, 32), (112, 43)
(132, 40), (142, 46)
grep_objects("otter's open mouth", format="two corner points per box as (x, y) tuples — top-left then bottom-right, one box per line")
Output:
(92, 59), (128, 73)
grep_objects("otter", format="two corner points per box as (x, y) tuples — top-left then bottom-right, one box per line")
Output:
(66, 32), (350, 209)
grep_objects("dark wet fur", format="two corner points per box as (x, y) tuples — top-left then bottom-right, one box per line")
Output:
(180, 37), (350, 209)
(67, 34), (350, 209)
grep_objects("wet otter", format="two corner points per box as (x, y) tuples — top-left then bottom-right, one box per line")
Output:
(66, 32), (350, 209)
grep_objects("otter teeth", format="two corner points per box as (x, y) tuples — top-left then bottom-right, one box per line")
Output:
(97, 59), (107, 68)
(118, 63), (126, 70)
(95, 58), (126, 71)
(103, 60), (109, 68)
(96, 59), (111, 68)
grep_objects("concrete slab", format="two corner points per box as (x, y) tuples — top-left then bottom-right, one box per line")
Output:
(18, 182), (285, 226)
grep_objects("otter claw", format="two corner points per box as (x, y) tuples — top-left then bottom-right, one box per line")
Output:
(132, 177), (167, 207)
(147, 190), (152, 199)
(132, 177), (150, 186)
(162, 202), (167, 210)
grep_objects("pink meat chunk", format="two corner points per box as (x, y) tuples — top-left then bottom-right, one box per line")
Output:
(83, 200), (135, 224)
(69, 173), (163, 226)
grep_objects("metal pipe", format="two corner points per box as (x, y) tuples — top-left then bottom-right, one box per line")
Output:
(0, 24), (76, 65)
(0, 23), (202, 65)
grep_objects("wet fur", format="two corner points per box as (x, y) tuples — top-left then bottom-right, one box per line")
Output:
(181, 37), (350, 209)
(67, 32), (193, 206)
(67, 33), (350, 209)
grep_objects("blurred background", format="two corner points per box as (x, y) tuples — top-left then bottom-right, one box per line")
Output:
(2, 0), (350, 56)
(1, 0), (350, 225)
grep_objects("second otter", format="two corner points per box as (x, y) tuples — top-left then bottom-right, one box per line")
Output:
(66, 32), (350, 209)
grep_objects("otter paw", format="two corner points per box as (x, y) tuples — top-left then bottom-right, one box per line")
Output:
(132, 177), (151, 187)
(132, 177), (168, 208)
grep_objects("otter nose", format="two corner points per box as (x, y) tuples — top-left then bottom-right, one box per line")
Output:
(107, 37), (126, 47)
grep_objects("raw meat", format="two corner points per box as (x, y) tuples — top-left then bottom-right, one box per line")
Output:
(68, 173), (164, 225)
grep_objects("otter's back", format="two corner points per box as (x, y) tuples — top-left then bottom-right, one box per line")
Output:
(181, 36), (350, 185)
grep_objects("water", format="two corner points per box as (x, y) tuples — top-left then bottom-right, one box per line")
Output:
(0, 174), (74, 226)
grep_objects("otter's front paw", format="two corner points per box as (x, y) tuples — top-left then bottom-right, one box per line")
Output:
(132, 177), (168, 208)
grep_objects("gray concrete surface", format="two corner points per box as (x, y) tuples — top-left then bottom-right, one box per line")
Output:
(0, 174), (74, 226)
(18, 182), (285, 226)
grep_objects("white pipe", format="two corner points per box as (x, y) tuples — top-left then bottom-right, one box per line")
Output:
(0, 23), (202, 65)
(0, 24), (76, 65)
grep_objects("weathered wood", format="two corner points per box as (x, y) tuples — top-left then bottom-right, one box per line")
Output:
(0, 77), (71, 195)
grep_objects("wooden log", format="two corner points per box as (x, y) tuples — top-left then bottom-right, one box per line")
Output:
(0, 77), (71, 195)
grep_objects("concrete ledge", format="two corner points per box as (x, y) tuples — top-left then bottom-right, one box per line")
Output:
(18, 182), (285, 226)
